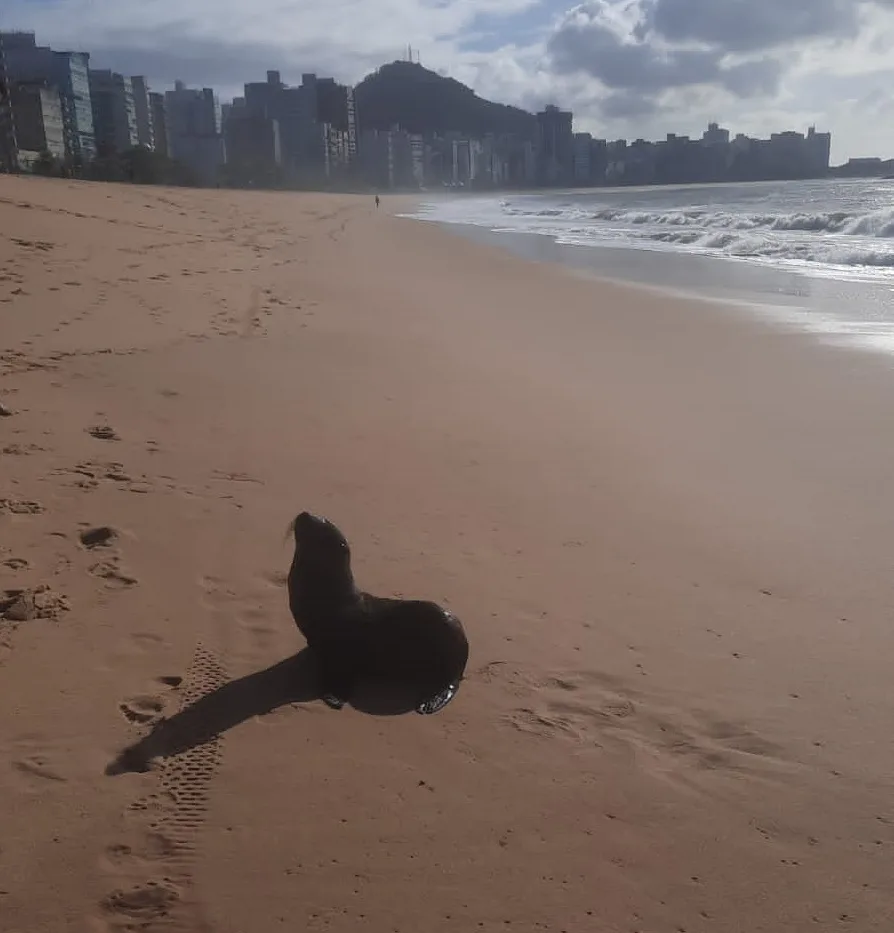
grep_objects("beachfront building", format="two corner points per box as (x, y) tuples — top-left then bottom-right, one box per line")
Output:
(0, 31), (95, 163)
(243, 70), (311, 173)
(702, 122), (731, 147)
(0, 33), (18, 171)
(451, 137), (471, 186)
(358, 126), (421, 189)
(130, 76), (154, 150)
(223, 100), (282, 183)
(573, 132), (592, 184)
(806, 125), (832, 175)
(314, 75), (358, 171)
(89, 69), (137, 155)
(53, 51), (95, 162)
(165, 81), (225, 185)
(537, 104), (574, 186)
(149, 92), (169, 157)
(8, 80), (65, 168)
(239, 69), (358, 181)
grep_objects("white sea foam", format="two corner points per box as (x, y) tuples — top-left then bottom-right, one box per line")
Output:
(410, 183), (894, 281)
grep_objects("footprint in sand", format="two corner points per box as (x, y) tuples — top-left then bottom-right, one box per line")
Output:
(55, 461), (144, 491)
(11, 238), (54, 252)
(129, 633), (165, 654)
(105, 464), (134, 483)
(1, 442), (44, 456)
(119, 696), (166, 725)
(504, 668), (790, 781)
(101, 831), (179, 872)
(2, 557), (30, 571)
(88, 425), (120, 441)
(100, 880), (181, 923)
(3, 732), (70, 788)
(79, 526), (119, 550)
(0, 498), (44, 515)
(12, 753), (67, 784)
(210, 469), (261, 484)
(89, 556), (138, 588)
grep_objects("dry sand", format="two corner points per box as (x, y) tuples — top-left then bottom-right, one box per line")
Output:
(1, 174), (893, 932)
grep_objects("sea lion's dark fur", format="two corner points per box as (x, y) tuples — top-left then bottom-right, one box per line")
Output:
(287, 512), (469, 714)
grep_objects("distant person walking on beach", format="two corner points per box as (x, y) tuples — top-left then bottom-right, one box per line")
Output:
(375, 195), (380, 209)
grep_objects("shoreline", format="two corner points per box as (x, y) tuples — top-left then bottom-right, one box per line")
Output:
(412, 214), (894, 359)
(2, 175), (893, 932)
(405, 180), (894, 359)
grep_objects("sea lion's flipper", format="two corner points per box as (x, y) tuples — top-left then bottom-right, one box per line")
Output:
(319, 652), (357, 710)
(416, 682), (459, 715)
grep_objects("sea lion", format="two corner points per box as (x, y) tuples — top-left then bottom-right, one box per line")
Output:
(287, 512), (469, 714)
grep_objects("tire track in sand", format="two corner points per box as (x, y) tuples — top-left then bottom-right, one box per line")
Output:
(97, 643), (229, 931)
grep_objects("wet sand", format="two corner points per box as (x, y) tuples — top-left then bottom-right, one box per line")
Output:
(1, 174), (892, 932)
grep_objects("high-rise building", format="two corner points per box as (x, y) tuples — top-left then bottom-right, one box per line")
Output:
(409, 133), (425, 187)
(53, 51), (94, 161)
(589, 137), (608, 186)
(280, 80), (321, 172)
(536, 104), (573, 186)
(241, 70), (301, 169)
(359, 128), (417, 189)
(9, 79), (65, 166)
(0, 32), (19, 171)
(164, 81), (224, 185)
(238, 70), (357, 178)
(243, 70), (283, 119)
(130, 76), (154, 149)
(0, 31), (95, 163)
(573, 132), (592, 184)
(703, 122), (730, 147)
(807, 125), (832, 175)
(314, 76), (357, 164)
(224, 104), (281, 182)
(149, 92), (169, 157)
(89, 69), (137, 154)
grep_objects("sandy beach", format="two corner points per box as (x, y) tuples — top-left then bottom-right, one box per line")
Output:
(2, 174), (893, 932)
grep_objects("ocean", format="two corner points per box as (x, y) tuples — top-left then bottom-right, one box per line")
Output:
(408, 179), (894, 355)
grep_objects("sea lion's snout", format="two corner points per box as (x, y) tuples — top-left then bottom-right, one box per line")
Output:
(291, 512), (349, 552)
(292, 511), (327, 538)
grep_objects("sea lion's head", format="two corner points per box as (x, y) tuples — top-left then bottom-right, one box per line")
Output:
(290, 512), (352, 578)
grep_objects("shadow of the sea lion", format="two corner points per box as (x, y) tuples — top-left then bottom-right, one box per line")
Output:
(106, 648), (421, 776)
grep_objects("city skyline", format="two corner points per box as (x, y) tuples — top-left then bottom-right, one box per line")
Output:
(5, 0), (894, 165)
(0, 27), (845, 191)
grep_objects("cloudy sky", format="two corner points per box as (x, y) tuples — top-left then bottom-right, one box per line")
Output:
(7, 0), (894, 162)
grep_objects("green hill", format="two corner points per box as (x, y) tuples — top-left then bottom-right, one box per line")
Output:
(354, 61), (536, 140)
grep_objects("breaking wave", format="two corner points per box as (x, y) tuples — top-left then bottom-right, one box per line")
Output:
(421, 192), (894, 278)
(629, 228), (894, 268)
(519, 205), (894, 239)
